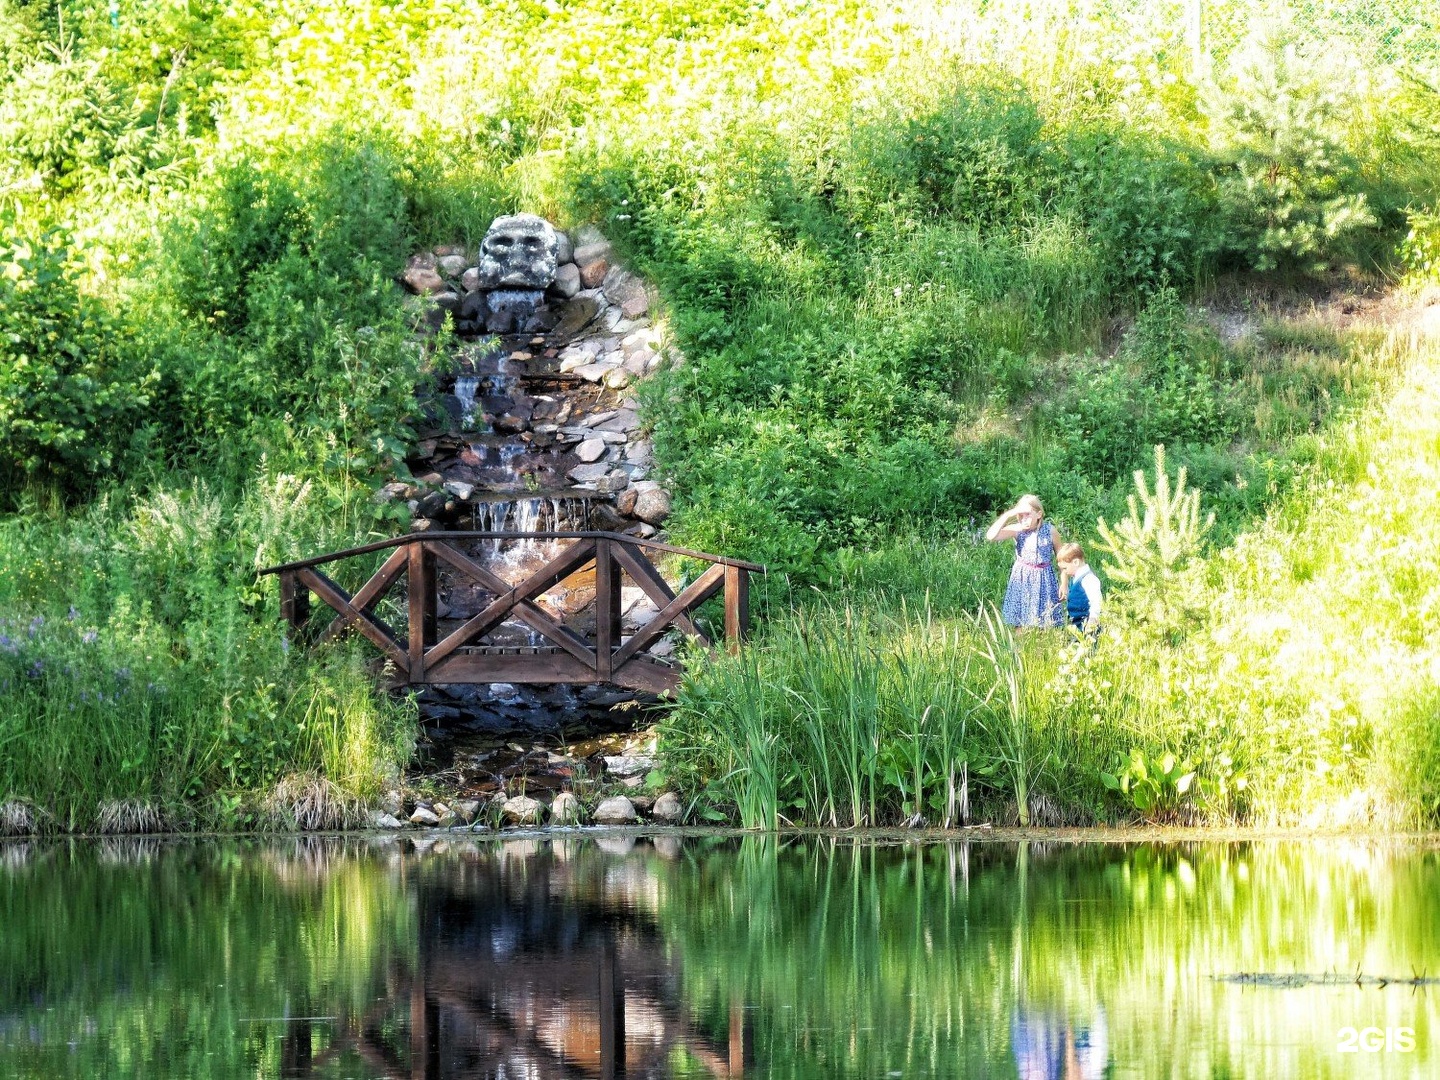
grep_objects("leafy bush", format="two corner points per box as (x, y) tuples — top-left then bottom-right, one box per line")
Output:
(0, 229), (155, 490)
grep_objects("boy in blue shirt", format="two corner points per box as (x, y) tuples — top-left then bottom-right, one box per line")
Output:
(1056, 542), (1102, 643)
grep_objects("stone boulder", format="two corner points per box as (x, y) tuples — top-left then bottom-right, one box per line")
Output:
(651, 793), (683, 823)
(477, 214), (558, 289)
(550, 791), (584, 825)
(409, 806), (440, 827)
(633, 488), (672, 525)
(402, 260), (447, 295)
(502, 795), (545, 826)
(593, 796), (639, 825)
(604, 754), (655, 778)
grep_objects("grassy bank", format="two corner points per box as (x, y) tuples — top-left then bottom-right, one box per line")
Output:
(2, 1), (1440, 828)
(663, 300), (1440, 827)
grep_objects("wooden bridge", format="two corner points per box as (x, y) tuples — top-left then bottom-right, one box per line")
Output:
(259, 531), (763, 692)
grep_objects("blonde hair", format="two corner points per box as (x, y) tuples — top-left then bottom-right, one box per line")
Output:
(1018, 494), (1044, 515)
(1057, 542), (1085, 565)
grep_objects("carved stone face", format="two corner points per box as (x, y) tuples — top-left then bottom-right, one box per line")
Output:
(477, 214), (558, 289)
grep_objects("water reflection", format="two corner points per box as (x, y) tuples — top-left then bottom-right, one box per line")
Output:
(0, 835), (1436, 1078)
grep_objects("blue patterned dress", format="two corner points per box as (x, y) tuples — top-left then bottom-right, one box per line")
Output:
(1001, 521), (1062, 628)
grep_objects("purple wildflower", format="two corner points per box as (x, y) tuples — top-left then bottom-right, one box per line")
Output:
(82, 630), (98, 644)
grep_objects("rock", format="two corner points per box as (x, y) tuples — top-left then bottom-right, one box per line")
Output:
(621, 775), (644, 788)
(550, 261), (582, 299)
(443, 480), (474, 501)
(616, 487), (639, 515)
(409, 807), (440, 827)
(625, 441), (653, 466)
(578, 255), (609, 290)
(576, 438), (607, 463)
(594, 471), (630, 494)
(550, 791), (584, 825)
(575, 225), (608, 246)
(622, 349), (652, 374)
(461, 267), (481, 292)
(460, 289), (487, 324)
(436, 811), (459, 828)
(603, 367), (632, 390)
(602, 271), (650, 318)
(477, 214), (558, 289)
(630, 795), (655, 813)
(574, 240), (612, 266)
(485, 288), (545, 334)
(433, 291), (462, 313)
(437, 254), (467, 278)
(417, 490), (448, 518)
(373, 812), (404, 829)
(402, 264), (447, 295)
(593, 796), (638, 825)
(590, 503), (629, 532)
(494, 413), (529, 434)
(633, 488), (671, 525)
(381, 790), (404, 816)
(550, 296), (600, 340)
(375, 482), (412, 504)
(573, 363), (611, 383)
(567, 463), (611, 484)
(502, 795), (545, 826)
(433, 245), (465, 257)
(599, 430), (627, 444)
(605, 754), (655, 779)
(558, 349), (590, 373)
(456, 799), (481, 824)
(555, 231), (574, 264)
(651, 792), (682, 823)
(649, 637), (676, 657)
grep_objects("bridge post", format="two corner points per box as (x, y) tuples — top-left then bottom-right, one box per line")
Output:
(279, 571), (310, 639)
(407, 541), (435, 681)
(594, 537), (622, 681)
(723, 565), (749, 653)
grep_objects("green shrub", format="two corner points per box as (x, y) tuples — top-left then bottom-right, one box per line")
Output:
(0, 228), (155, 491)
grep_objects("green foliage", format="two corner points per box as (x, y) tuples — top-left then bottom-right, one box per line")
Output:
(0, 229), (154, 488)
(1100, 747), (1198, 819)
(1204, 24), (1379, 272)
(1095, 445), (1215, 643)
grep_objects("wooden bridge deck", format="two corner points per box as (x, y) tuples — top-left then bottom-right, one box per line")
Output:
(259, 531), (762, 691)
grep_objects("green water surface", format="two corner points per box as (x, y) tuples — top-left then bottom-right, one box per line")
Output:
(0, 835), (1436, 1078)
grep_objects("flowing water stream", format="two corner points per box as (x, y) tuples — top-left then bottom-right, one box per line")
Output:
(0, 835), (1436, 1078)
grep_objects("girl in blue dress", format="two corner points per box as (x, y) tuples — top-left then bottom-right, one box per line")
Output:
(986, 494), (1064, 628)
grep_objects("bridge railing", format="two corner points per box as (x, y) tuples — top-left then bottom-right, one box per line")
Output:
(258, 531), (763, 692)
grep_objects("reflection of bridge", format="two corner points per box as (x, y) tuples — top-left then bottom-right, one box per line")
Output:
(284, 841), (749, 1078)
(260, 532), (762, 692)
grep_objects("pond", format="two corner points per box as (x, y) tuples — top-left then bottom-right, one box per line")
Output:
(0, 834), (1435, 1078)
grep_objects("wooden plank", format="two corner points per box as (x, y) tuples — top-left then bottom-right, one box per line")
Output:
(594, 538), (620, 680)
(724, 565), (750, 652)
(280, 571), (310, 635)
(258, 530), (765, 576)
(423, 540), (596, 669)
(610, 655), (682, 694)
(423, 649), (601, 685)
(407, 543), (432, 680)
(612, 562), (726, 668)
(297, 567), (409, 673)
(609, 542), (706, 643)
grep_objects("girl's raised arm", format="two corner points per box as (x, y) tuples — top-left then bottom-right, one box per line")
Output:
(986, 507), (1021, 541)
